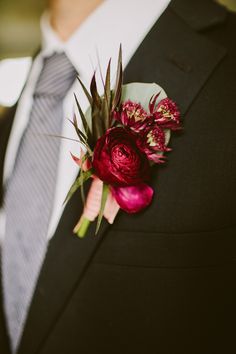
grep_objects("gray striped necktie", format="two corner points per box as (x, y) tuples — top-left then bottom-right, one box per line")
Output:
(1, 52), (77, 353)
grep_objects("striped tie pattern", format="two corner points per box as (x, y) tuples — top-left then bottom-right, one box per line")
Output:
(1, 52), (77, 353)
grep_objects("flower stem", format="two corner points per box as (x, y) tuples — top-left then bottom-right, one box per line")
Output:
(75, 217), (90, 238)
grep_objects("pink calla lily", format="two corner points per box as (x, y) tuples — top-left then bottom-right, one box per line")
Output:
(112, 184), (154, 214)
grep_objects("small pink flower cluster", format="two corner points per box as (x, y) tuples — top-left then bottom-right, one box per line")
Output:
(114, 94), (180, 163)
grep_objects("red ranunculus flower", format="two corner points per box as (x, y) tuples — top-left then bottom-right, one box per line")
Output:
(92, 127), (150, 186)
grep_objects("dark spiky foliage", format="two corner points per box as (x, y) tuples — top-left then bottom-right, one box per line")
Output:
(74, 46), (123, 149)
(112, 45), (123, 112)
(66, 48), (123, 210)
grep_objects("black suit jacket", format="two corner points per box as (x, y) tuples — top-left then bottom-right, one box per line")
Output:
(1, 1), (236, 353)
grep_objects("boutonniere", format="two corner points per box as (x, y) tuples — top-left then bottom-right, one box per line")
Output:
(65, 48), (181, 238)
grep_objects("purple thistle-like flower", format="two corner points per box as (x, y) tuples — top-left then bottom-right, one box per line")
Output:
(146, 127), (168, 151)
(137, 126), (170, 164)
(114, 100), (152, 133)
(153, 98), (180, 130)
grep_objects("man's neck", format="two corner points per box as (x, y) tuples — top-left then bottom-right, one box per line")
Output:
(48, 0), (104, 41)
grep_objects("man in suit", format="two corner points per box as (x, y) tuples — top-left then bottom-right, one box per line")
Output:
(0, 0), (236, 353)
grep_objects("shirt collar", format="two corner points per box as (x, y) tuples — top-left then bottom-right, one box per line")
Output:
(40, 0), (171, 91)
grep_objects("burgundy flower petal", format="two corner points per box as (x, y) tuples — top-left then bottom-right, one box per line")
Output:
(112, 184), (154, 214)
(136, 125), (170, 164)
(154, 98), (181, 130)
(92, 127), (150, 186)
(149, 92), (161, 114)
(114, 100), (151, 133)
(145, 152), (167, 164)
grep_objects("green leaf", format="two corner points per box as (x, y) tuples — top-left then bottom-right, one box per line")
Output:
(90, 74), (102, 109)
(104, 59), (111, 129)
(73, 94), (93, 145)
(44, 134), (80, 144)
(78, 154), (90, 204)
(105, 60), (111, 99)
(164, 129), (171, 146)
(95, 183), (109, 235)
(90, 74), (105, 140)
(68, 117), (93, 155)
(92, 106), (104, 141)
(112, 45), (123, 111)
(73, 116), (87, 141)
(77, 76), (93, 106)
(63, 169), (93, 205)
(121, 83), (167, 111)
(104, 60), (111, 129)
(68, 116), (86, 142)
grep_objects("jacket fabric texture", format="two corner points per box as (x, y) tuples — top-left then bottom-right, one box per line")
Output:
(0, 1), (236, 353)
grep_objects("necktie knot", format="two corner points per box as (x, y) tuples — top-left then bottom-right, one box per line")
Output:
(34, 52), (77, 99)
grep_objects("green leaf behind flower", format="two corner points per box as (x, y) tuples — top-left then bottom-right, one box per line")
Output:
(74, 94), (93, 148)
(103, 59), (112, 130)
(77, 76), (93, 106)
(112, 45), (123, 111)
(121, 83), (167, 112)
(64, 169), (93, 205)
(121, 83), (171, 147)
(95, 183), (109, 235)
(90, 74), (105, 140)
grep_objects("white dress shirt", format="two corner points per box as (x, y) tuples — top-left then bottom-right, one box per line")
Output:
(0, 0), (171, 242)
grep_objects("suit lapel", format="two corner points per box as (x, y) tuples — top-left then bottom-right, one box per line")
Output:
(17, 3), (226, 354)
(17, 179), (108, 354)
(123, 3), (226, 115)
(0, 282), (11, 354)
(0, 106), (16, 206)
(0, 106), (17, 354)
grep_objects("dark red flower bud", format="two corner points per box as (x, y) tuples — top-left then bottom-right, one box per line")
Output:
(112, 184), (154, 213)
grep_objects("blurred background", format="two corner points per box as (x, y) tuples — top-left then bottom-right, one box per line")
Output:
(0, 0), (235, 59)
(0, 0), (45, 59)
